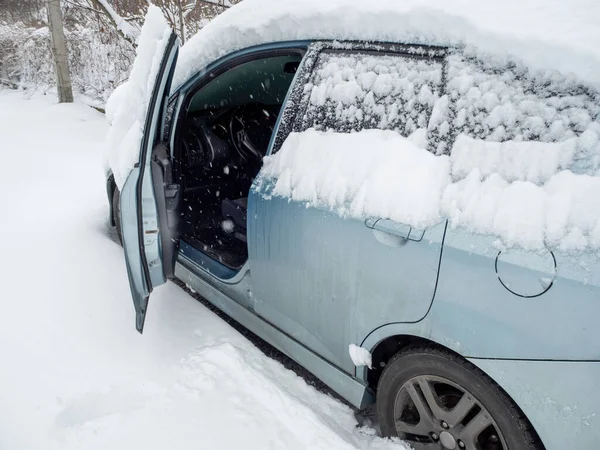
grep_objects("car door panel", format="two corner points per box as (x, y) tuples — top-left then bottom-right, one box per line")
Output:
(248, 42), (447, 373)
(118, 12), (180, 333)
(249, 180), (446, 373)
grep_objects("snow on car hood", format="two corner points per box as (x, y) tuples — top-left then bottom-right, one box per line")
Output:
(174, 0), (600, 90)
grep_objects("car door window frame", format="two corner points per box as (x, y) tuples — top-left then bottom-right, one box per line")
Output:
(170, 45), (308, 183)
(267, 41), (448, 156)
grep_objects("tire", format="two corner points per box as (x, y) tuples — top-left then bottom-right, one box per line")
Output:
(112, 187), (123, 245)
(377, 345), (541, 450)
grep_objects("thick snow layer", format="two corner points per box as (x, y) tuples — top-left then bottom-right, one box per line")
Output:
(105, 6), (171, 189)
(262, 129), (451, 227)
(173, 0), (600, 90)
(0, 91), (408, 450)
(261, 129), (600, 252)
(444, 54), (600, 175)
(443, 170), (600, 251)
(107, 1), (600, 201)
(349, 345), (372, 369)
(451, 135), (577, 184)
(302, 52), (443, 136)
(304, 53), (442, 136)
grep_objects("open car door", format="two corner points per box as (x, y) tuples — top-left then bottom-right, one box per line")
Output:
(119, 9), (180, 333)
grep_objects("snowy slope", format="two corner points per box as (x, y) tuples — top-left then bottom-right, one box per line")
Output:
(0, 90), (406, 450)
(174, 0), (600, 89)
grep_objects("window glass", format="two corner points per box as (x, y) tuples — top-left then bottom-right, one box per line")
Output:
(299, 50), (444, 142)
(445, 53), (600, 174)
(188, 55), (302, 113)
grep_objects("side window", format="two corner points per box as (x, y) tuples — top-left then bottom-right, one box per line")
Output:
(297, 50), (444, 147)
(445, 52), (600, 174)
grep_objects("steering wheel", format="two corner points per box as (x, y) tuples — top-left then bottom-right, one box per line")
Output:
(228, 103), (277, 162)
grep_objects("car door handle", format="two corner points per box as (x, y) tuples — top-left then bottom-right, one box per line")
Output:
(365, 218), (425, 242)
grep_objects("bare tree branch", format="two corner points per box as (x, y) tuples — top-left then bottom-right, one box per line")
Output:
(88, 0), (138, 46)
(196, 0), (231, 9)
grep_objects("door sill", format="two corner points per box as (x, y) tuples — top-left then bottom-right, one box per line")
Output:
(179, 240), (248, 282)
(175, 261), (374, 409)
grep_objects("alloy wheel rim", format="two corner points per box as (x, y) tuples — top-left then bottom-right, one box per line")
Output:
(393, 375), (507, 450)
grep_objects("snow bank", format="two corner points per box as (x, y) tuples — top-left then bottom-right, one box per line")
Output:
(261, 129), (600, 252)
(174, 0), (600, 90)
(105, 6), (171, 189)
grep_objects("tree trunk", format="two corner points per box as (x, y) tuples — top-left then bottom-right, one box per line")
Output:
(47, 0), (73, 103)
(177, 0), (186, 45)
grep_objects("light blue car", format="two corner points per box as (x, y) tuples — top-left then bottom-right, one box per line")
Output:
(107, 27), (600, 450)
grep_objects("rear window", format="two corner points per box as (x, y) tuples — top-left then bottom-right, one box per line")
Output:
(444, 53), (600, 175)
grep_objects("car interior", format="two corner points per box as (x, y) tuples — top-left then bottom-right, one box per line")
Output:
(176, 53), (303, 270)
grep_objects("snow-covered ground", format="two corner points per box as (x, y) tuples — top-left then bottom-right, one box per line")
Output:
(0, 90), (406, 450)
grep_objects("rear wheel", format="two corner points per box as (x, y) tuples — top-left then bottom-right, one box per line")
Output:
(112, 187), (123, 245)
(377, 346), (541, 450)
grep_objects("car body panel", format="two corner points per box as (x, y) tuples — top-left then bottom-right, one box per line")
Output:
(247, 40), (446, 374)
(470, 358), (600, 450)
(357, 228), (600, 369)
(119, 32), (180, 333)
(175, 260), (374, 408)
(248, 185), (447, 374)
(431, 229), (600, 360)
(110, 32), (600, 449)
(179, 241), (254, 310)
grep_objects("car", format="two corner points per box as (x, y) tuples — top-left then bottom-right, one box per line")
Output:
(106, 3), (600, 450)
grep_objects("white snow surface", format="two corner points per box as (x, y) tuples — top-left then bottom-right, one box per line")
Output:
(451, 135), (577, 184)
(443, 54), (600, 173)
(0, 90), (408, 450)
(105, 5), (171, 189)
(174, 0), (600, 90)
(262, 129), (451, 227)
(302, 52), (443, 136)
(261, 129), (600, 252)
(349, 345), (372, 369)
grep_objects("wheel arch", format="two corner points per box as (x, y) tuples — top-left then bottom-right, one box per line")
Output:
(359, 331), (451, 393)
(359, 329), (546, 450)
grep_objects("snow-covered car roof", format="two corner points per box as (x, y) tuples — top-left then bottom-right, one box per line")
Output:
(173, 0), (600, 90)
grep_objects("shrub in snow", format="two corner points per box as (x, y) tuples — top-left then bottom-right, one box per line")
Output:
(0, 22), (135, 102)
